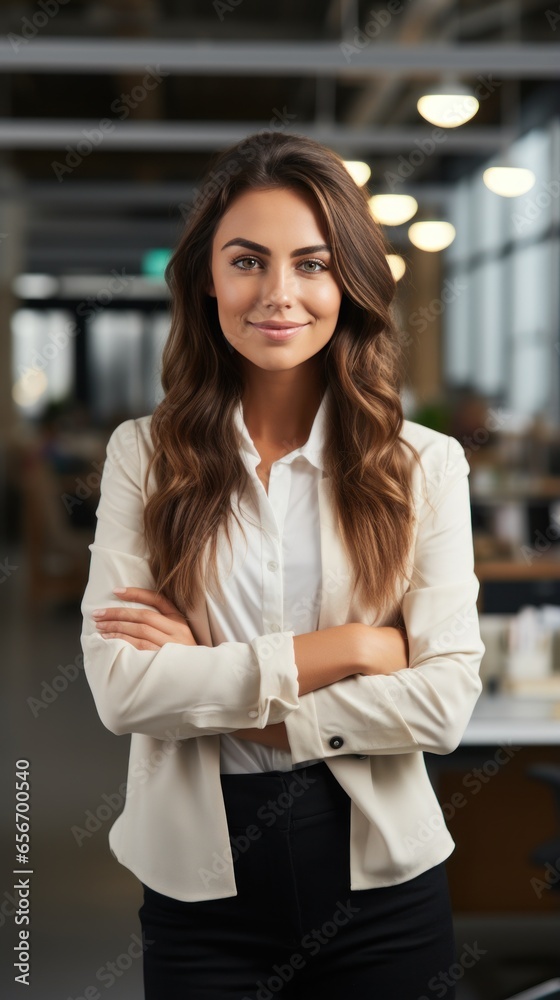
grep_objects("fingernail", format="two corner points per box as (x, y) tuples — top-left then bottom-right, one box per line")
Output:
(92, 610), (105, 618)
(113, 587), (126, 594)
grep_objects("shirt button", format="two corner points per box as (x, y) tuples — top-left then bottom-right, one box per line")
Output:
(248, 710), (259, 718)
(329, 736), (345, 749)
(270, 624), (281, 632)
(267, 561), (278, 571)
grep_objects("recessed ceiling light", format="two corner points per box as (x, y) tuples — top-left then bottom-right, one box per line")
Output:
(386, 254), (406, 281)
(369, 194), (418, 226)
(417, 83), (479, 128)
(482, 167), (536, 197)
(343, 161), (371, 186)
(408, 221), (456, 252)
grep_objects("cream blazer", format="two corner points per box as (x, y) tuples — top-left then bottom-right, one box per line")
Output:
(80, 414), (485, 902)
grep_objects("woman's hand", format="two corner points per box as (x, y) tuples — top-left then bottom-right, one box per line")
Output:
(357, 625), (409, 676)
(91, 586), (198, 651)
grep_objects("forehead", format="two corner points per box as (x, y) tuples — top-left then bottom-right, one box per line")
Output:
(214, 186), (326, 235)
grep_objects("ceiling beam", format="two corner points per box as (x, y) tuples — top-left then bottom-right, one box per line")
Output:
(0, 180), (453, 207)
(0, 40), (558, 76)
(345, 0), (454, 126)
(0, 119), (514, 152)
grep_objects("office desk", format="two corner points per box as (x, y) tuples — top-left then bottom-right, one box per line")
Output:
(461, 692), (560, 745)
(425, 692), (560, 912)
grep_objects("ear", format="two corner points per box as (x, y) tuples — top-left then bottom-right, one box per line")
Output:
(206, 280), (216, 297)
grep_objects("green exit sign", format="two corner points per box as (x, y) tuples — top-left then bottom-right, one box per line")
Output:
(142, 248), (172, 278)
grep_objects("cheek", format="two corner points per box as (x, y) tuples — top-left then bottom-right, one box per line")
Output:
(215, 277), (252, 313)
(312, 281), (342, 315)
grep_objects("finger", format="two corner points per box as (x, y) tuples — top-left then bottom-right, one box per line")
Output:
(97, 620), (171, 645)
(99, 631), (161, 651)
(112, 587), (181, 616)
(95, 608), (178, 635)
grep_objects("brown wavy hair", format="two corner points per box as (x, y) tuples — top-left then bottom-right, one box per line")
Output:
(144, 130), (422, 623)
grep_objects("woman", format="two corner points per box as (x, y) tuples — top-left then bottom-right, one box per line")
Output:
(80, 130), (485, 999)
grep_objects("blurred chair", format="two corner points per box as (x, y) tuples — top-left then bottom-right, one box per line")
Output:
(526, 764), (560, 892)
(500, 766), (560, 1000)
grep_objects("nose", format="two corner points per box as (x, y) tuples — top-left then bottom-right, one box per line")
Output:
(260, 264), (295, 309)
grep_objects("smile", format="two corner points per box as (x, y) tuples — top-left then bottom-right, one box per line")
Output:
(249, 323), (308, 342)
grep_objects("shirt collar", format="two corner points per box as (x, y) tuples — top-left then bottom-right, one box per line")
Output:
(233, 384), (332, 474)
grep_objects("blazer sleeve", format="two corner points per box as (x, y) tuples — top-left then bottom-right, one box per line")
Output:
(284, 434), (485, 762)
(80, 419), (300, 740)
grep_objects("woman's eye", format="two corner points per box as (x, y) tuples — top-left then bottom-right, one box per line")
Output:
(300, 259), (326, 272)
(230, 257), (327, 272)
(232, 257), (258, 271)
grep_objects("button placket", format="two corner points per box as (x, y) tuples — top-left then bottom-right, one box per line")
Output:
(261, 461), (290, 636)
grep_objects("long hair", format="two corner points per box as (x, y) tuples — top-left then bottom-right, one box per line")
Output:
(144, 131), (422, 622)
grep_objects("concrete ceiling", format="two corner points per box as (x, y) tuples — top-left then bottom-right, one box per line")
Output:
(0, 0), (557, 274)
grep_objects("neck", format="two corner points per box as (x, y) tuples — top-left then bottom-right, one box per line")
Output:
(240, 358), (326, 447)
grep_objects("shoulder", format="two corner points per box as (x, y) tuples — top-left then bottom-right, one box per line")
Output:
(106, 414), (153, 458)
(400, 419), (470, 500)
(104, 416), (155, 495)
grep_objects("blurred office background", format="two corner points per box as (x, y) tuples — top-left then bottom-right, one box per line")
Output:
(2, 2), (560, 998)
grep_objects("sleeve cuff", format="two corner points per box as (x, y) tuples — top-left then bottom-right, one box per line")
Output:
(249, 631), (301, 727)
(283, 691), (325, 763)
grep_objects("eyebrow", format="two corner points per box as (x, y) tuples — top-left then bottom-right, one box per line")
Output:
(220, 238), (332, 257)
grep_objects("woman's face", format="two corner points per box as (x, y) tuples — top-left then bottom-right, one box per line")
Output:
(207, 186), (343, 370)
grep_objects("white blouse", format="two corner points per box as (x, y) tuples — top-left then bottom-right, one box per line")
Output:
(217, 388), (330, 774)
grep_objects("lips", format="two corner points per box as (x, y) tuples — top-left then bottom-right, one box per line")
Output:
(249, 322), (308, 342)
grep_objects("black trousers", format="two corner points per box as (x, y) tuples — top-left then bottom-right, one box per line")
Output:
(138, 760), (457, 999)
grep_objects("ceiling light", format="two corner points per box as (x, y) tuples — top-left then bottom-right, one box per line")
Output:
(417, 82), (479, 128)
(482, 167), (536, 197)
(12, 369), (48, 407)
(343, 161), (371, 186)
(386, 254), (406, 281)
(408, 221), (456, 252)
(369, 194), (418, 226)
(12, 274), (59, 298)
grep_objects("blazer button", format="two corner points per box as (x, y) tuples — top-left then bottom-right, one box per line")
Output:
(329, 736), (344, 749)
